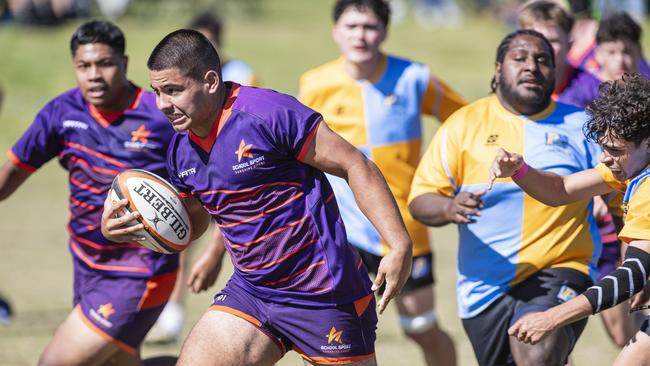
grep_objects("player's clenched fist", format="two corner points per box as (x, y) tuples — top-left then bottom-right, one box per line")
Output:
(487, 148), (525, 190)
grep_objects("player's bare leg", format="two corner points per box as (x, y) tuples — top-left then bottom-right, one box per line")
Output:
(509, 318), (570, 366)
(600, 302), (636, 347)
(39, 308), (139, 366)
(613, 329), (650, 366)
(395, 286), (456, 366)
(177, 309), (283, 366)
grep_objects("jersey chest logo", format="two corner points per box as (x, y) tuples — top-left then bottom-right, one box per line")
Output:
(124, 124), (156, 151)
(232, 139), (266, 174)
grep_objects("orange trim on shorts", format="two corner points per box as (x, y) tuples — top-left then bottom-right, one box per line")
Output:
(137, 271), (177, 310)
(209, 305), (287, 354)
(75, 305), (137, 355)
(6, 150), (37, 173)
(353, 293), (373, 317)
(293, 344), (375, 365)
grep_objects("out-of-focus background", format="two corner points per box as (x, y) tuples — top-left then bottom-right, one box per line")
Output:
(0, 0), (648, 364)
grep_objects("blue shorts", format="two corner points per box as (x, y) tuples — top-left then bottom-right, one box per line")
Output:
(210, 280), (377, 364)
(73, 260), (176, 354)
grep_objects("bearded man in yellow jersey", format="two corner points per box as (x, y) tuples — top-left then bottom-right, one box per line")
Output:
(299, 1), (466, 365)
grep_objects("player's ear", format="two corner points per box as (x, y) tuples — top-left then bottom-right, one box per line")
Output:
(204, 70), (220, 94)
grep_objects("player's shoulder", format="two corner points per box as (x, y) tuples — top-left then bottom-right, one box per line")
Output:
(235, 85), (316, 122)
(300, 58), (347, 86)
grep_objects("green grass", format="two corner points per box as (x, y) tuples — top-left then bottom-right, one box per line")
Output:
(0, 0), (645, 364)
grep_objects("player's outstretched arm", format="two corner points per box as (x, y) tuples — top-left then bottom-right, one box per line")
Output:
(187, 228), (226, 294)
(409, 190), (485, 227)
(301, 122), (412, 314)
(509, 240), (650, 344)
(0, 161), (31, 201)
(488, 148), (612, 206)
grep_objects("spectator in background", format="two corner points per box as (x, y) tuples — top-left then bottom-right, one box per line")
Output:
(7, 0), (89, 25)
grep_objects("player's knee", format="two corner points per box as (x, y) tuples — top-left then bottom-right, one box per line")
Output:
(399, 309), (437, 335)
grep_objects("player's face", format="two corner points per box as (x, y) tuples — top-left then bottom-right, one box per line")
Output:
(529, 23), (569, 72)
(73, 43), (129, 112)
(149, 68), (216, 134)
(495, 35), (555, 114)
(600, 134), (650, 181)
(596, 40), (639, 81)
(333, 6), (386, 65)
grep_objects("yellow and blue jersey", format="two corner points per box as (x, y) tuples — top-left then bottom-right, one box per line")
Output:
(596, 163), (650, 243)
(299, 55), (466, 256)
(409, 96), (602, 318)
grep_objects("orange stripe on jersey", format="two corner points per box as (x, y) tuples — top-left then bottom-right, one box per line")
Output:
(70, 240), (150, 273)
(137, 271), (177, 310)
(6, 150), (36, 173)
(75, 305), (137, 355)
(63, 141), (129, 169)
(189, 83), (240, 153)
(70, 197), (97, 210)
(297, 121), (321, 161)
(194, 181), (302, 196)
(325, 192), (335, 204)
(239, 239), (318, 272)
(216, 192), (304, 228)
(70, 176), (105, 194)
(353, 293), (373, 316)
(68, 226), (141, 250)
(68, 156), (121, 175)
(264, 260), (325, 287)
(228, 216), (309, 248)
(293, 345), (375, 365)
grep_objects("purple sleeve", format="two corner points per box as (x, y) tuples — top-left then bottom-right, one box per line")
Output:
(10, 102), (62, 171)
(266, 96), (322, 160)
(165, 134), (192, 197)
(557, 72), (600, 108)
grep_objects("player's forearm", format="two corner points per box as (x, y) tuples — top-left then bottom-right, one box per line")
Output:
(545, 295), (593, 329)
(347, 158), (412, 253)
(511, 166), (575, 206)
(0, 161), (30, 201)
(409, 193), (454, 227)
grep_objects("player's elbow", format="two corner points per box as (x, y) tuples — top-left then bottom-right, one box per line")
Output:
(409, 195), (447, 227)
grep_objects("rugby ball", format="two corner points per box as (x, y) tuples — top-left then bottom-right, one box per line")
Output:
(110, 169), (193, 254)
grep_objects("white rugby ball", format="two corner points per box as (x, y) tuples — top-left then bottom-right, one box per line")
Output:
(110, 169), (193, 254)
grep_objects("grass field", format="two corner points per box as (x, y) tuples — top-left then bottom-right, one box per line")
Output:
(0, 1), (646, 364)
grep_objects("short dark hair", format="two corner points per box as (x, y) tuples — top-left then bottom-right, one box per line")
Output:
(147, 29), (222, 81)
(333, 0), (390, 28)
(596, 12), (641, 46)
(518, 0), (574, 35)
(70, 20), (125, 57)
(585, 73), (650, 146)
(491, 29), (555, 92)
(188, 12), (222, 45)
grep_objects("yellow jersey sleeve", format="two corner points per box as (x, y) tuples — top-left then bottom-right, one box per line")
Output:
(409, 124), (458, 202)
(421, 76), (467, 122)
(595, 163), (626, 192)
(619, 178), (650, 243)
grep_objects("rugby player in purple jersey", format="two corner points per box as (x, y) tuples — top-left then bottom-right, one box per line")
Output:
(102, 29), (412, 366)
(0, 21), (212, 365)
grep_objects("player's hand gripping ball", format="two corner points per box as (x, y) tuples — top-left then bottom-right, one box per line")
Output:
(110, 169), (193, 254)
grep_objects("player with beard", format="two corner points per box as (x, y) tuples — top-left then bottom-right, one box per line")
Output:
(408, 29), (603, 366)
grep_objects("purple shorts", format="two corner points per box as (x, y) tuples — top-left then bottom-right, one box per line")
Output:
(73, 260), (177, 354)
(210, 280), (377, 364)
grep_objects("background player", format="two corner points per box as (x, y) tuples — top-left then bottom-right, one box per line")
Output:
(299, 1), (465, 364)
(103, 29), (413, 365)
(489, 73), (650, 366)
(408, 29), (603, 366)
(0, 20), (209, 365)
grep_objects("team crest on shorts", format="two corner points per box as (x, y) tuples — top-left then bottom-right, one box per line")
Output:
(89, 303), (115, 328)
(320, 326), (352, 353)
(557, 285), (578, 303)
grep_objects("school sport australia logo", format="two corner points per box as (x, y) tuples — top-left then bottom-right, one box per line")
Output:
(232, 139), (266, 174)
(320, 326), (352, 354)
(89, 303), (115, 328)
(124, 125), (157, 151)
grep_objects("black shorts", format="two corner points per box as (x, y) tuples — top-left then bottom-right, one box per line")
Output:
(355, 247), (434, 296)
(462, 268), (592, 366)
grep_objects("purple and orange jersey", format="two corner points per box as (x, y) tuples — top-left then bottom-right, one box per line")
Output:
(9, 86), (178, 277)
(167, 82), (373, 307)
